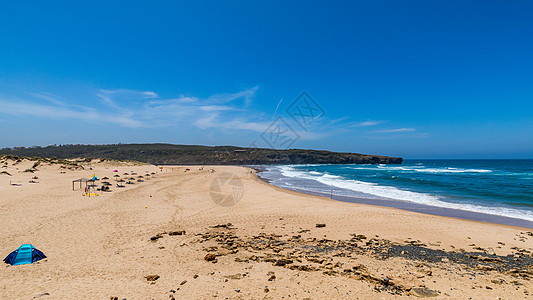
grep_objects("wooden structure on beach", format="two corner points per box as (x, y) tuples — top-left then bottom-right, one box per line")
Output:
(72, 178), (90, 191)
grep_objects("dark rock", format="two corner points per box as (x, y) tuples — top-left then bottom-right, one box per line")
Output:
(150, 235), (162, 241)
(169, 230), (186, 236)
(274, 259), (293, 266)
(146, 275), (160, 281)
(316, 224), (326, 228)
(323, 270), (338, 276)
(204, 253), (217, 261)
(351, 234), (367, 240)
(211, 223), (233, 229)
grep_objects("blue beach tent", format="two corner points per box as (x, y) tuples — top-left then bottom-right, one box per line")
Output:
(3, 244), (46, 266)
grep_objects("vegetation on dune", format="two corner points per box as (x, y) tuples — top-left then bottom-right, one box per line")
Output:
(0, 144), (403, 165)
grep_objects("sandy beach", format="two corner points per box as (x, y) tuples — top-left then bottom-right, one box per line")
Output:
(1, 158), (532, 299)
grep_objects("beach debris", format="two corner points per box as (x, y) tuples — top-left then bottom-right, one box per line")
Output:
(204, 253), (217, 262)
(33, 293), (50, 298)
(0, 171), (11, 176)
(268, 274), (276, 281)
(409, 287), (439, 297)
(351, 234), (367, 240)
(169, 230), (186, 236)
(145, 275), (160, 281)
(224, 273), (243, 280)
(274, 259), (293, 266)
(491, 278), (506, 284)
(315, 223), (326, 228)
(150, 234), (163, 241)
(180, 280), (187, 285)
(210, 223), (234, 229)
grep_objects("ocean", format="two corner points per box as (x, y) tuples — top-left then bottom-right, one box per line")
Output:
(256, 160), (533, 228)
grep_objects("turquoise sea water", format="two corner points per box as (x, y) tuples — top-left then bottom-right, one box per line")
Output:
(257, 160), (533, 227)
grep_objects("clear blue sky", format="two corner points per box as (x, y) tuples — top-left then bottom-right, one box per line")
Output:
(0, 1), (532, 159)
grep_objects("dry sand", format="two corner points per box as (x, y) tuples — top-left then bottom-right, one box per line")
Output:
(0, 158), (532, 299)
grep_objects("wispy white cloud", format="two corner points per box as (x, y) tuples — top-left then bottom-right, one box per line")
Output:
(141, 91), (159, 98)
(29, 92), (64, 105)
(374, 128), (416, 133)
(0, 86), (334, 143)
(206, 86), (258, 105)
(29, 92), (95, 111)
(96, 89), (160, 110)
(369, 132), (430, 140)
(199, 105), (240, 112)
(95, 92), (121, 110)
(164, 96), (198, 103)
(0, 97), (142, 127)
(98, 89), (159, 99)
(353, 121), (384, 127)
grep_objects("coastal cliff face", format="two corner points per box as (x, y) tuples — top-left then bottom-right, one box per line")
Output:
(0, 144), (402, 165)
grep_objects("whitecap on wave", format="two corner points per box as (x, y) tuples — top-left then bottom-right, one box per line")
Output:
(276, 166), (533, 222)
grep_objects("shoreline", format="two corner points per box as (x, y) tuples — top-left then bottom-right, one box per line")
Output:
(252, 166), (533, 230)
(2, 161), (533, 299)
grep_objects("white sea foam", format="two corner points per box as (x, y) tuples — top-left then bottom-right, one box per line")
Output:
(349, 165), (492, 174)
(276, 166), (533, 222)
(413, 168), (492, 173)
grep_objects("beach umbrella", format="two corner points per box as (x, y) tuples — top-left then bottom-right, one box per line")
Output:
(123, 173), (129, 175)
(113, 174), (120, 178)
(113, 170), (118, 172)
(138, 175), (143, 178)
(117, 179), (125, 183)
(151, 172), (156, 175)
(103, 182), (112, 186)
(102, 177), (109, 180)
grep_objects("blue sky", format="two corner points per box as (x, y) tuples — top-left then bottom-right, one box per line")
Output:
(0, 1), (532, 159)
